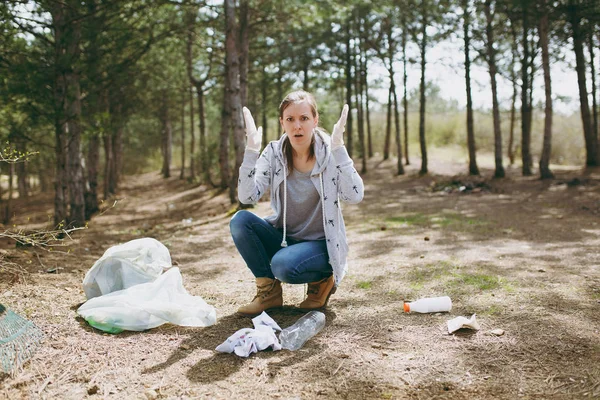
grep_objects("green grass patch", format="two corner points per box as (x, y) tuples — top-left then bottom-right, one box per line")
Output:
(405, 262), (515, 296)
(356, 280), (372, 290)
(380, 212), (490, 231)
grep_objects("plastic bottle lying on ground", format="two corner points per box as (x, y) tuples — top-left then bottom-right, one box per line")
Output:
(403, 296), (452, 313)
(279, 311), (326, 350)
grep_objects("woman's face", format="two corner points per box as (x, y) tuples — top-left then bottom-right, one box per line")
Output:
(280, 101), (318, 150)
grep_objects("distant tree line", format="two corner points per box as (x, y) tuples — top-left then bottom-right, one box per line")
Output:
(0, 0), (599, 225)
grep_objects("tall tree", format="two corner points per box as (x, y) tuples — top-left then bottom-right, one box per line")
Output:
(566, 0), (597, 166)
(483, 0), (505, 178)
(462, 0), (479, 175)
(538, 0), (554, 179)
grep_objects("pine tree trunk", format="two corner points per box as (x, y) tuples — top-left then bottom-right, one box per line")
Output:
(485, 0), (505, 178)
(261, 67), (268, 147)
(538, 1), (553, 180)
(103, 132), (113, 199)
(354, 28), (366, 174)
(85, 134), (100, 219)
(160, 92), (172, 178)
(4, 163), (13, 224)
(189, 85), (196, 180)
(384, 82), (392, 160)
(180, 89), (186, 180)
(509, 23), (518, 166)
(589, 34), (598, 142)
(402, 15), (410, 166)
(363, 58), (373, 159)
(345, 20), (353, 158)
(393, 78), (404, 175)
(569, 7), (597, 166)
(238, 0), (250, 107)
(418, 1), (428, 175)
(463, 0), (479, 176)
(521, 6), (533, 176)
(197, 86), (211, 186)
(219, 64), (231, 190)
(225, 0), (245, 204)
(15, 138), (29, 198)
(51, 1), (85, 226)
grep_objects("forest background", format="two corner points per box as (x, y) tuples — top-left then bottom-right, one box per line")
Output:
(0, 0), (599, 399)
(0, 0), (599, 227)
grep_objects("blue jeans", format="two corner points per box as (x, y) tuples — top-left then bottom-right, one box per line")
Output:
(230, 210), (332, 284)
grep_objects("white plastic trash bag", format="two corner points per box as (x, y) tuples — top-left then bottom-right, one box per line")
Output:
(77, 267), (217, 333)
(83, 238), (171, 299)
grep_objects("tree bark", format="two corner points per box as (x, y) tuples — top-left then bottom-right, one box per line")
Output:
(238, 0), (250, 107)
(569, 4), (597, 166)
(418, 0), (428, 175)
(345, 20), (353, 158)
(354, 14), (367, 174)
(219, 64), (231, 190)
(521, 5), (533, 175)
(85, 134), (100, 219)
(589, 34), (598, 142)
(15, 137), (29, 198)
(393, 77), (404, 175)
(160, 91), (172, 178)
(261, 66), (268, 148)
(384, 82), (392, 160)
(225, 0), (245, 203)
(402, 17), (410, 166)
(509, 21), (518, 166)
(189, 85), (195, 180)
(463, 0), (479, 176)
(180, 89), (186, 180)
(538, 0), (553, 180)
(484, 0), (505, 178)
(4, 163), (13, 224)
(103, 131), (113, 199)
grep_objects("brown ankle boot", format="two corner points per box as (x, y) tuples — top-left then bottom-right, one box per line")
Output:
(237, 277), (283, 316)
(298, 275), (336, 311)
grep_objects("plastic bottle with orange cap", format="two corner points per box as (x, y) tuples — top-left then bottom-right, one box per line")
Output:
(403, 296), (452, 313)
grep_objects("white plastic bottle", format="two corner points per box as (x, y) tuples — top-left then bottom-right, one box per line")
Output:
(279, 311), (326, 350)
(403, 296), (452, 313)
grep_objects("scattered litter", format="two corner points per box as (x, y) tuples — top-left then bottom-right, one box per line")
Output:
(181, 218), (193, 226)
(447, 314), (480, 334)
(424, 236), (430, 241)
(489, 329), (505, 336)
(82, 238), (171, 299)
(404, 296), (452, 313)
(216, 312), (282, 357)
(77, 267), (216, 333)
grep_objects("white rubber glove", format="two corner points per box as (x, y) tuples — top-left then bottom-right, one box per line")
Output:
(243, 107), (263, 153)
(331, 104), (349, 150)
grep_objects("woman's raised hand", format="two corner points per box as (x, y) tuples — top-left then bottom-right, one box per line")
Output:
(243, 107), (263, 152)
(331, 104), (349, 150)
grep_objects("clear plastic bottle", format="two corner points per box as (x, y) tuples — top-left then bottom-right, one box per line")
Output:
(279, 311), (326, 350)
(403, 296), (452, 313)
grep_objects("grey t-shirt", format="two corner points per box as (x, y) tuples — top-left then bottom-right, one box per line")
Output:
(274, 168), (325, 241)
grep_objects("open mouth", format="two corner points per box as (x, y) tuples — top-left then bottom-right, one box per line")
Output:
(293, 134), (303, 137)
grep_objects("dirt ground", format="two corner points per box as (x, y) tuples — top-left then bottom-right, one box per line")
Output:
(1, 153), (599, 399)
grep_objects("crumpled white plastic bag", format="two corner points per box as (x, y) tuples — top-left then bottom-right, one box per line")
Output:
(83, 238), (171, 300)
(77, 267), (217, 333)
(447, 314), (480, 334)
(216, 312), (282, 357)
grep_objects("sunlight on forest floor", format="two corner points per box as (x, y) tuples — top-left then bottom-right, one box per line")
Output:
(0, 155), (598, 399)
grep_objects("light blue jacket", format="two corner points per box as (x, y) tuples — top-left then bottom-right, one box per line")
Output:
(238, 130), (364, 286)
